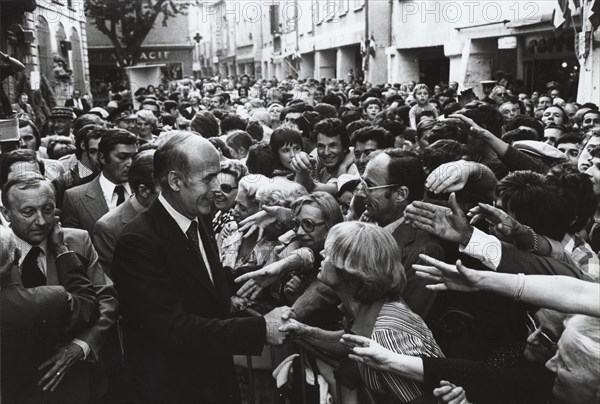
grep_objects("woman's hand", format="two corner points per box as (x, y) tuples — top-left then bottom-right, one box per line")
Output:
(340, 334), (397, 372)
(238, 206), (290, 240)
(234, 260), (287, 300)
(414, 255), (483, 293)
(433, 381), (471, 404)
(221, 221), (238, 239)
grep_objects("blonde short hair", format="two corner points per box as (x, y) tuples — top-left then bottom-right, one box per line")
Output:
(326, 221), (406, 303)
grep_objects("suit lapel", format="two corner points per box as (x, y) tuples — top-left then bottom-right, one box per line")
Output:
(150, 202), (221, 302)
(83, 177), (109, 222)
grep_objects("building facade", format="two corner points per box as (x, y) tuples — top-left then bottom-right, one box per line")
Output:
(1, 0), (90, 105)
(86, 8), (194, 103)
(197, 0), (598, 103)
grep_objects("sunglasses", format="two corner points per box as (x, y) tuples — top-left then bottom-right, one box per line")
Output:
(526, 312), (557, 349)
(291, 218), (326, 233)
(219, 184), (238, 194)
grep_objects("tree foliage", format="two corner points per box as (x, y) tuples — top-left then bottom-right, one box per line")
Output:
(85, 0), (192, 69)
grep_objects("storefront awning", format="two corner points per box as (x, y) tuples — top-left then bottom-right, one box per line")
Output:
(505, 12), (555, 28)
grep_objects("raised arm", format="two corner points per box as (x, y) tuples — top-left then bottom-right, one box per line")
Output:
(415, 254), (600, 317)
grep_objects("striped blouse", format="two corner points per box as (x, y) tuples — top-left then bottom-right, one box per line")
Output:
(358, 301), (444, 403)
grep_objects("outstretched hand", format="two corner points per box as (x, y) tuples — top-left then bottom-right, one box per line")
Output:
(414, 254), (482, 293)
(405, 193), (473, 245)
(340, 334), (397, 372)
(238, 205), (289, 240)
(468, 203), (526, 241)
(234, 261), (287, 300)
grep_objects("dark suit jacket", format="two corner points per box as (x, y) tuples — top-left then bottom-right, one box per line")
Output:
(113, 199), (266, 404)
(390, 220), (447, 319)
(93, 197), (144, 278)
(64, 98), (90, 115)
(62, 175), (108, 235)
(1, 251), (99, 403)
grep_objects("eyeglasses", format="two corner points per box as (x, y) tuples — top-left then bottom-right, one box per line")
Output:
(526, 312), (557, 349)
(292, 218), (327, 233)
(219, 184), (238, 194)
(356, 178), (399, 196)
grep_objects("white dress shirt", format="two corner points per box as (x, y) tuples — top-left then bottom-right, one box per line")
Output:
(459, 227), (502, 270)
(158, 193), (214, 284)
(99, 173), (131, 211)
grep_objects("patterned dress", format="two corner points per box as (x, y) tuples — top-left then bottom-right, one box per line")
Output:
(357, 301), (444, 403)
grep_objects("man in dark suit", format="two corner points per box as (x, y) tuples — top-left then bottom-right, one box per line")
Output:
(61, 129), (137, 235)
(0, 213), (99, 403)
(93, 149), (157, 278)
(113, 132), (287, 404)
(1, 173), (118, 401)
(64, 90), (90, 117)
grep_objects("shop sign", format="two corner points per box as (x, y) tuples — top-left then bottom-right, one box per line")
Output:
(498, 36), (518, 49)
(139, 51), (172, 61)
(526, 34), (574, 55)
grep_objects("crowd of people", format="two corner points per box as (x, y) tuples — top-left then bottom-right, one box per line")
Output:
(1, 71), (600, 404)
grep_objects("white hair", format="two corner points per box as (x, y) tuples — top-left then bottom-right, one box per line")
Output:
(255, 177), (307, 208)
(562, 315), (600, 379)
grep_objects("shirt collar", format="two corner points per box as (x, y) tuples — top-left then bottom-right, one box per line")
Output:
(14, 235), (47, 266)
(158, 193), (195, 235)
(99, 172), (131, 199)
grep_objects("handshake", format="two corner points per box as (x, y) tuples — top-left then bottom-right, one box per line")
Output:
(264, 306), (310, 346)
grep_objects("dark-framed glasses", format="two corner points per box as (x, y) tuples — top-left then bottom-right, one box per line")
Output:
(526, 312), (558, 349)
(219, 184), (238, 194)
(292, 218), (326, 233)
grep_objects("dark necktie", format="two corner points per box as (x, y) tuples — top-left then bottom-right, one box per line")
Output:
(114, 185), (126, 206)
(186, 221), (214, 285)
(21, 246), (46, 288)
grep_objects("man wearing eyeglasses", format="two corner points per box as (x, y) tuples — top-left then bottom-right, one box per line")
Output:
(354, 149), (448, 318)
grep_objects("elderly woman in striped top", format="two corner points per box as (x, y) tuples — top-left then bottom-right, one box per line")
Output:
(280, 221), (443, 403)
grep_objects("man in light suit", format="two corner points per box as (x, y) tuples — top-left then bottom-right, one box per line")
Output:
(93, 149), (157, 278)
(61, 129), (137, 235)
(1, 173), (118, 401)
(0, 209), (99, 403)
(113, 132), (287, 404)
(64, 89), (90, 117)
